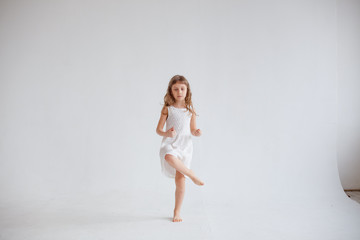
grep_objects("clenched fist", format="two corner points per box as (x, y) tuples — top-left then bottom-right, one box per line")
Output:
(193, 129), (202, 137)
(166, 127), (177, 138)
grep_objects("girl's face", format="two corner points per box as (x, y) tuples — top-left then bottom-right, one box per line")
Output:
(171, 83), (187, 102)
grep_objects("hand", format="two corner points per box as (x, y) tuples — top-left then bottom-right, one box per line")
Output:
(193, 129), (202, 137)
(166, 127), (177, 138)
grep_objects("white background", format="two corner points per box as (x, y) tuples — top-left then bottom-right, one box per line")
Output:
(0, 0), (359, 239)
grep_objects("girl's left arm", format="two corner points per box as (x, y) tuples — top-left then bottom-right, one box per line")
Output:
(190, 113), (201, 136)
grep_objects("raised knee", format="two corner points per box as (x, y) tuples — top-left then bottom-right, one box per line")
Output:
(165, 154), (174, 162)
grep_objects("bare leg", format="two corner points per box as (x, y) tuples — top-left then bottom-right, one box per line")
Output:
(165, 154), (204, 186)
(173, 170), (185, 222)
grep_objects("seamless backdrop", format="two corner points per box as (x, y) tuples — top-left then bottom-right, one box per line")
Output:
(0, 0), (360, 239)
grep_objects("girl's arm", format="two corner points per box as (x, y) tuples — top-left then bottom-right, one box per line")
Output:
(156, 106), (168, 137)
(190, 112), (201, 136)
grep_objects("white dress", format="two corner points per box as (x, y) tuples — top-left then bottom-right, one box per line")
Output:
(159, 105), (193, 179)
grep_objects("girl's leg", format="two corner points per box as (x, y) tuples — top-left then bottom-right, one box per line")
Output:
(165, 154), (204, 186)
(173, 170), (185, 222)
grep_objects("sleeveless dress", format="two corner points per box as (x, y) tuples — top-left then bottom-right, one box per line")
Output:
(159, 105), (193, 179)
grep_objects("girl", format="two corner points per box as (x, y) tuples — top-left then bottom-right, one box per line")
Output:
(156, 75), (204, 223)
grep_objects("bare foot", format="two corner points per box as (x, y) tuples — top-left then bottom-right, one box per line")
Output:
(173, 210), (182, 222)
(188, 169), (204, 186)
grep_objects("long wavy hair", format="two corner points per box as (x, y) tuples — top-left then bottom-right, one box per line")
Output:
(162, 75), (198, 116)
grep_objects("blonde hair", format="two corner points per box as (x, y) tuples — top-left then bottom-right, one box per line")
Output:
(162, 75), (198, 116)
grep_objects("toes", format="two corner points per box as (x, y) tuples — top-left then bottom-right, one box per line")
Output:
(173, 217), (182, 222)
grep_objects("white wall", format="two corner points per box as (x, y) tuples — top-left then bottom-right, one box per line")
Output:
(0, 0), (354, 213)
(337, 0), (360, 190)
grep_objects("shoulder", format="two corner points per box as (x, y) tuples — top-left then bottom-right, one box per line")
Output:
(161, 105), (169, 115)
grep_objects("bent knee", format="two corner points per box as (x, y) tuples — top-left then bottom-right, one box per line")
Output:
(165, 154), (176, 161)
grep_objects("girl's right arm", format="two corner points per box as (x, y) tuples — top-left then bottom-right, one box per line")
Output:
(156, 106), (169, 137)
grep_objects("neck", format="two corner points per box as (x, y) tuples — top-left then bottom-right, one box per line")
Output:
(174, 101), (186, 108)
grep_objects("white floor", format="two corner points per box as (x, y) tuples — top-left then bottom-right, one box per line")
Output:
(1, 186), (360, 240)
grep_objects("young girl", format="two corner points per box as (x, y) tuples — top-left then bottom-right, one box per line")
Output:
(156, 75), (204, 223)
